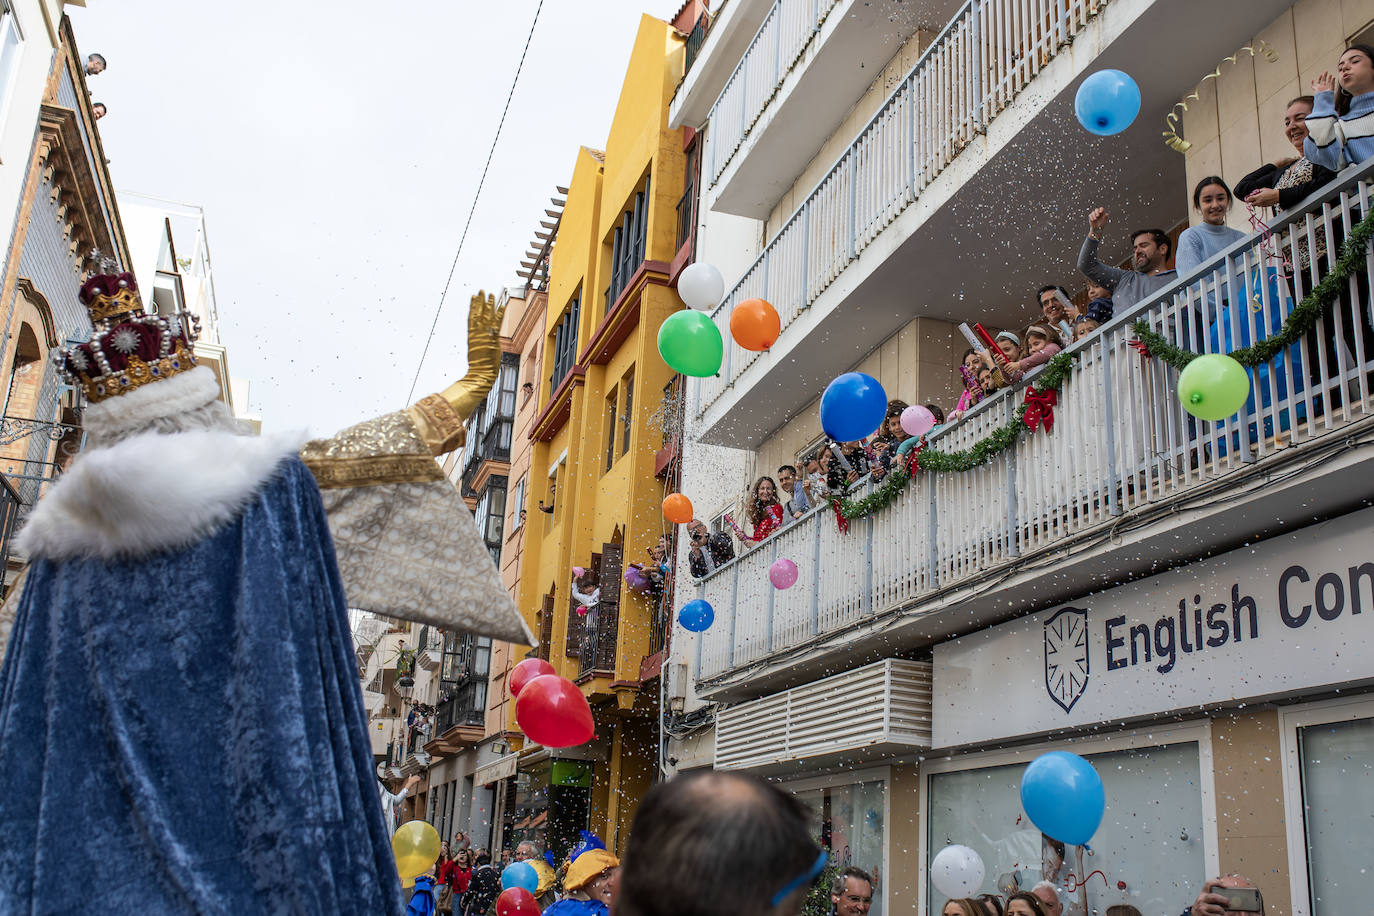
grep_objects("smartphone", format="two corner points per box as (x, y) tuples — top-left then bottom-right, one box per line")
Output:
(1208, 885), (1263, 912)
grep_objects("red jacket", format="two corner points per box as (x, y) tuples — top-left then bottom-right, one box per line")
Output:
(439, 860), (471, 892)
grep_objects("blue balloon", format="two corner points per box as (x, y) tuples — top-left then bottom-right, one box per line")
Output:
(819, 372), (887, 443)
(1020, 751), (1105, 846)
(679, 599), (715, 632)
(501, 861), (539, 894)
(1074, 69), (1141, 136)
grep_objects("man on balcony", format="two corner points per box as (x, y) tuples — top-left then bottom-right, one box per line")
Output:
(686, 518), (734, 578)
(1077, 208), (1176, 313)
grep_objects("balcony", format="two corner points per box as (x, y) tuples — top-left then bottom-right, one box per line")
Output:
(671, 0), (777, 129)
(691, 0), (1292, 448)
(577, 608), (620, 680)
(425, 688), (486, 756)
(703, 0), (947, 219)
(690, 163), (1374, 697)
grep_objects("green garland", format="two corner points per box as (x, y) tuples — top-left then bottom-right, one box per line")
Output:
(831, 351), (1079, 522)
(1130, 207), (1374, 370)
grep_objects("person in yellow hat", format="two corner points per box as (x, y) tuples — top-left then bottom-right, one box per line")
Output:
(544, 848), (619, 916)
(531, 857), (558, 908)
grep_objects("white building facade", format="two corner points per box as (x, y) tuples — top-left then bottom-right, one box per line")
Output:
(667, 1), (1374, 914)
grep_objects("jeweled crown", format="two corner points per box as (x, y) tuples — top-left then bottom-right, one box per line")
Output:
(52, 270), (202, 403)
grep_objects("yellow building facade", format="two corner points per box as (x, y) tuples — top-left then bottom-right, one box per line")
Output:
(509, 14), (689, 859)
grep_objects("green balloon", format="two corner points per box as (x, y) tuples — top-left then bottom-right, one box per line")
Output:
(657, 310), (724, 377)
(1177, 353), (1250, 421)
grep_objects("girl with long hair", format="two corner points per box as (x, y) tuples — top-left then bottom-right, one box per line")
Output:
(726, 476), (784, 545)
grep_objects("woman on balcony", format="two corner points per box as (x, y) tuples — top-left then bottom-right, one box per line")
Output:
(1304, 45), (1374, 171)
(571, 567), (601, 618)
(727, 476), (785, 546)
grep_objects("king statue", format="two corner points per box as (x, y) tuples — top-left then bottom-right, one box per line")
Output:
(0, 272), (532, 914)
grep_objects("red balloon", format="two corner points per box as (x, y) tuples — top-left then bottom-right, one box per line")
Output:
(509, 658), (556, 697)
(515, 674), (595, 748)
(497, 887), (541, 916)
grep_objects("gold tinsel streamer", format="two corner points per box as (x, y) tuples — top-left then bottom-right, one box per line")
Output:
(1163, 40), (1279, 153)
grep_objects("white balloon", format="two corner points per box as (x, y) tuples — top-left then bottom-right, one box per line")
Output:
(677, 262), (725, 310)
(930, 844), (986, 899)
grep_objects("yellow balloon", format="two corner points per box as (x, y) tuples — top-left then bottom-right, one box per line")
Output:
(392, 819), (441, 879)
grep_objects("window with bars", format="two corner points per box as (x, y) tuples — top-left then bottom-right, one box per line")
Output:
(473, 477), (507, 564)
(548, 294), (581, 394)
(509, 474), (527, 533)
(606, 176), (650, 311)
(620, 369), (634, 457)
(604, 388), (618, 473)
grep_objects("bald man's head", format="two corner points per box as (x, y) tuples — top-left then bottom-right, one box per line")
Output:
(617, 771), (819, 916)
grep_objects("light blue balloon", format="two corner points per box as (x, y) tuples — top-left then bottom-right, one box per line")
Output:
(1019, 751), (1105, 846)
(679, 599), (715, 632)
(1074, 69), (1141, 136)
(819, 372), (887, 443)
(501, 861), (539, 894)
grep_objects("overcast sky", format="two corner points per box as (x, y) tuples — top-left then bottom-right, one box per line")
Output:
(70, 1), (683, 434)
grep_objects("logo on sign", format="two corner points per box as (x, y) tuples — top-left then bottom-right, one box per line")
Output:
(1044, 606), (1089, 713)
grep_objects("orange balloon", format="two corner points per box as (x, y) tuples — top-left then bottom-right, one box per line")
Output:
(729, 298), (781, 351)
(662, 493), (693, 525)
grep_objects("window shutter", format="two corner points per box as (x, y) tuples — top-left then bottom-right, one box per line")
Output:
(539, 593), (554, 660)
(565, 590), (583, 658)
(596, 542), (623, 672)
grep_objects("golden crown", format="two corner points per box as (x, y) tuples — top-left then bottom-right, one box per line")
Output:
(52, 269), (202, 403)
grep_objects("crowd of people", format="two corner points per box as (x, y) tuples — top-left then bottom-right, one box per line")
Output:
(607, 769), (1267, 916)
(686, 45), (1374, 561)
(394, 834), (617, 916)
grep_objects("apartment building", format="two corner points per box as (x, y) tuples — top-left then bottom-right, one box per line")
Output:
(508, 12), (697, 860)
(667, 1), (1374, 915)
(0, 12), (125, 581)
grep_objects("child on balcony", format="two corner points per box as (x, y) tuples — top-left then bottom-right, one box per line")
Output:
(1004, 324), (1063, 380)
(948, 349), (986, 422)
(870, 400), (908, 480)
(571, 567), (600, 618)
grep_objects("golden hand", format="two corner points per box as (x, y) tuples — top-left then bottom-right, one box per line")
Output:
(437, 290), (507, 419)
(407, 291), (508, 456)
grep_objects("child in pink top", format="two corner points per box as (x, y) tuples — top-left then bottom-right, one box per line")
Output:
(1004, 324), (1062, 381)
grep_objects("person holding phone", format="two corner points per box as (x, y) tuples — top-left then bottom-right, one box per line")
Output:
(1187, 876), (1264, 916)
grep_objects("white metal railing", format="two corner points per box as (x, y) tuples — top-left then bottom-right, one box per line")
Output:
(697, 0), (1106, 419)
(694, 162), (1374, 681)
(705, 0), (843, 190)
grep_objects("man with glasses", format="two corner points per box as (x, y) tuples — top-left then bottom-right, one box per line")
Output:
(832, 867), (874, 916)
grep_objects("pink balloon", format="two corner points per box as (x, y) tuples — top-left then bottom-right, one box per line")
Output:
(769, 558), (799, 589)
(900, 404), (936, 437)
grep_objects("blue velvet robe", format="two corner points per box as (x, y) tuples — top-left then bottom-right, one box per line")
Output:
(0, 458), (403, 914)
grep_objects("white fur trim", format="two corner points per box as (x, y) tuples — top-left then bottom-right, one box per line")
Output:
(17, 428), (310, 560)
(83, 365), (221, 437)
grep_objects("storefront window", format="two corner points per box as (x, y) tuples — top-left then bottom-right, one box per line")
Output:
(926, 743), (1205, 916)
(793, 779), (886, 916)
(1297, 715), (1374, 916)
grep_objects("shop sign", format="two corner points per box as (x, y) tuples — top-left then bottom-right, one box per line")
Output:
(933, 508), (1374, 747)
(474, 753), (518, 786)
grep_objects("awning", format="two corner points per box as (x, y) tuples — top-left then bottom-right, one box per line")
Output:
(473, 753), (518, 786)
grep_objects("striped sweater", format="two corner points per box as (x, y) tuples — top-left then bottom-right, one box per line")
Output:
(1304, 88), (1374, 170)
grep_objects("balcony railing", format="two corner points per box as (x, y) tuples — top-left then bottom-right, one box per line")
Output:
(578, 609), (619, 677)
(685, 13), (712, 77)
(693, 162), (1374, 682)
(704, 0), (843, 189)
(696, 0), (1105, 420)
(435, 687), (485, 735)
